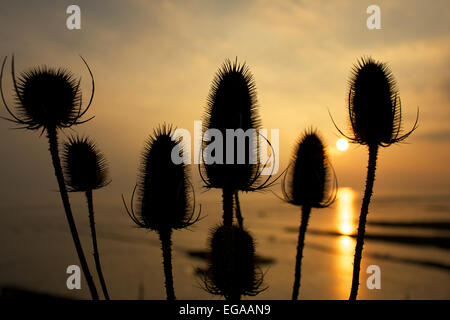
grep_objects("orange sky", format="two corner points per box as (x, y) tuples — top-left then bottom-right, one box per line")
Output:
(0, 0), (449, 206)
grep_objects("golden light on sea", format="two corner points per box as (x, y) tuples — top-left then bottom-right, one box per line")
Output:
(336, 187), (356, 236)
(334, 187), (357, 298)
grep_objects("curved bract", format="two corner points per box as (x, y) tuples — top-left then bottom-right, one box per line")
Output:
(0, 56), (94, 132)
(0, 55), (99, 300)
(341, 57), (418, 300)
(344, 57), (418, 147)
(63, 136), (109, 192)
(201, 58), (270, 191)
(126, 124), (199, 231)
(282, 130), (336, 208)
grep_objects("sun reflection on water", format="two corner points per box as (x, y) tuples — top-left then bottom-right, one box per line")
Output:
(337, 188), (356, 236)
(335, 187), (357, 299)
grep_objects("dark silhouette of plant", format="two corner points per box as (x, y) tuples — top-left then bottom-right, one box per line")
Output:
(63, 136), (110, 300)
(234, 192), (244, 228)
(123, 124), (200, 300)
(200, 58), (275, 299)
(201, 58), (269, 226)
(201, 225), (266, 300)
(0, 56), (99, 300)
(331, 57), (418, 300)
(282, 130), (336, 300)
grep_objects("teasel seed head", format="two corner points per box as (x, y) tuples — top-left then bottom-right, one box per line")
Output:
(282, 129), (336, 208)
(341, 56), (418, 147)
(125, 124), (200, 231)
(202, 225), (266, 299)
(201, 58), (273, 192)
(63, 136), (109, 192)
(204, 58), (260, 132)
(0, 56), (94, 132)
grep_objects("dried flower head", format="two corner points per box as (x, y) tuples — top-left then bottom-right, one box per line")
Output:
(125, 124), (199, 231)
(333, 56), (418, 147)
(63, 136), (109, 192)
(205, 58), (260, 132)
(282, 130), (336, 208)
(201, 58), (273, 191)
(0, 56), (94, 132)
(202, 225), (266, 299)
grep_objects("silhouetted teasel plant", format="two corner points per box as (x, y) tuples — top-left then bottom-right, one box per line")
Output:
(123, 124), (200, 300)
(282, 130), (336, 300)
(330, 57), (418, 300)
(0, 56), (99, 299)
(200, 58), (277, 228)
(63, 136), (111, 300)
(200, 59), (277, 298)
(201, 225), (266, 300)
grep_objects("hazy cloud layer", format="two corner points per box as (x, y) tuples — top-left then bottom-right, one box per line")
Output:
(0, 0), (449, 205)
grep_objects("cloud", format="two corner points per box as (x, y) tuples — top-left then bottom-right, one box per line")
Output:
(0, 0), (449, 201)
(417, 130), (450, 142)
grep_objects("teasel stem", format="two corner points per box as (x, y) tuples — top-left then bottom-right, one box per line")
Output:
(235, 192), (244, 228)
(349, 143), (379, 300)
(292, 204), (311, 300)
(222, 188), (234, 300)
(222, 188), (234, 227)
(46, 126), (99, 300)
(86, 189), (110, 300)
(159, 228), (175, 300)
(229, 289), (241, 301)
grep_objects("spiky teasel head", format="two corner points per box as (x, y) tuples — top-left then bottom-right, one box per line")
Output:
(202, 225), (266, 299)
(0, 56), (94, 132)
(62, 136), (109, 192)
(201, 58), (272, 192)
(282, 129), (336, 208)
(204, 58), (260, 132)
(125, 124), (199, 231)
(341, 56), (417, 147)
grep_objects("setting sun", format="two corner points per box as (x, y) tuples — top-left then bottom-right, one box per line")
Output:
(0, 0), (448, 303)
(336, 138), (349, 151)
